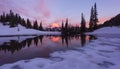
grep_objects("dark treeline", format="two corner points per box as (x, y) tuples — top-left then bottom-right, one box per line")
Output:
(0, 10), (44, 31)
(0, 3), (120, 33)
(61, 3), (120, 35)
(61, 3), (99, 35)
(98, 14), (120, 28)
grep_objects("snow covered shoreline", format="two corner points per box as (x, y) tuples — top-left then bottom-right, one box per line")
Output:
(0, 23), (61, 36)
(86, 27), (120, 35)
(0, 35), (120, 69)
(0, 24), (120, 69)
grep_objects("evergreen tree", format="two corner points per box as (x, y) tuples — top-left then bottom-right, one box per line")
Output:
(61, 21), (64, 31)
(65, 18), (68, 30)
(9, 10), (17, 27)
(81, 13), (86, 32)
(39, 21), (43, 31)
(89, 6), (94, 31)
(93, 3), (98, 29)
(89, 3), (99, 31)
(18, 16), (22, 24)
(21, 18), (27, 27)
(33, 20), (38, 30)
(26, 19), (32, 28)
(2, 12), (6, 24)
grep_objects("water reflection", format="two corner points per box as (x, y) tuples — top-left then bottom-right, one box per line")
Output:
(0, 35), (97, 54)
(0, 34), (97, 66)
(62, 34), (97, 47)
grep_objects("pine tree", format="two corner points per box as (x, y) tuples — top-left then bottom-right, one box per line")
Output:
(2, 12), (6, 24)
(93, 3), (98, 29)
(39, 21), (43, 31)
(65, 18), (68, 30)
(21, 18), (27, 27)
(26, 19), (32, 28)
(61, 21), (64, 31)
(81, 13), (86, 32)
(9, 10), (17, 27)
(89, 3), (99, 31)
(33, 20), (38, 30)
(89, 6), (94, 31)
(65, 18), (69, 33)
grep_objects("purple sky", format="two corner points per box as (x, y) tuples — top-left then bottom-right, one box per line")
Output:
(0, 0), (120, 27)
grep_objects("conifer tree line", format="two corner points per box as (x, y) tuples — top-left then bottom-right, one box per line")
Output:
(61, 3), (99, 34)
(0, 10), (44, 31)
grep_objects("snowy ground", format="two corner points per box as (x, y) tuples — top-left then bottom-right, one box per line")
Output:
(0, 27), (120, 69)
(0, 23), (60, 36)
(86, 26), (120, 36)
(0, 35), (120, 69)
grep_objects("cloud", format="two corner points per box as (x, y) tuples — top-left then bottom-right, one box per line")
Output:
(0, 0), (51, 20)
(35, 0), (51, 18)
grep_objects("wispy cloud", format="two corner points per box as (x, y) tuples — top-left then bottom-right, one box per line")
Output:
(39, 0), (51, 18)
(0, 0), (51, 19)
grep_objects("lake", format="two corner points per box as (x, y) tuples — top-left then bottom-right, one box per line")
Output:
(0, 34), (97, 66)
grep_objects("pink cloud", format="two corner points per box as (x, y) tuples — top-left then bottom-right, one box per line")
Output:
(35, 0), (51, 18)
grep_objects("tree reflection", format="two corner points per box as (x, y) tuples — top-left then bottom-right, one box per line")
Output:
(61, 34), (97, 47)
(0, 35), (97, 54)
(39, 35), (44, 45)
(0, 36), (44, 54)
(80, 34), (86, 46)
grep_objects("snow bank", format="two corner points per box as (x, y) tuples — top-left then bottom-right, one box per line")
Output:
(0, 23), (61, 36)
(0, 36), (120, 69)
(87, 27), (120, 35)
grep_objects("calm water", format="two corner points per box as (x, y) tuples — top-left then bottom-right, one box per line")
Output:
(0, 34), (97, 66)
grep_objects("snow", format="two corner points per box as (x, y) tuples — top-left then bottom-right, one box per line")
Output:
(87, 27), (120, 35)
(0, 24), (120, 69)
(0, 23), (61, 36)
(0, 35), (120, 69)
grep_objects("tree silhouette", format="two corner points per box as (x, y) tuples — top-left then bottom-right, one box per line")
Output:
(89, 3), (99, 31)
(61, 21), (65, 32)
(39, 21), (43, 31)
(93, 3), (98, 29)
(81, 13), (86, 32)
(26, 18), (32, 28)
(89, 6), (94, 31)
(33, 20), (38, 30)
(21, 18), (27, 27)
(65, 18), (68, 30)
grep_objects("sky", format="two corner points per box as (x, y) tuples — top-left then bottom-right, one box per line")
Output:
(0, 0), (120, 27)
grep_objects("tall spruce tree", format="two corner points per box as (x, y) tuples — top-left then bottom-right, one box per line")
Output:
(89, 3), (99, 31)
(2, 12), (6, 24)
(39, 21), (43, 31)
(61, 21), (64, 31)
(26, 19), (32, 28)
(89, 6), (94, 31)
(93, 3), (98, 29)
(65, 18), (68, 31)
(21, 18), (27, 27)
(33, 20), (38, 30)
(81, 13), (86, 32)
